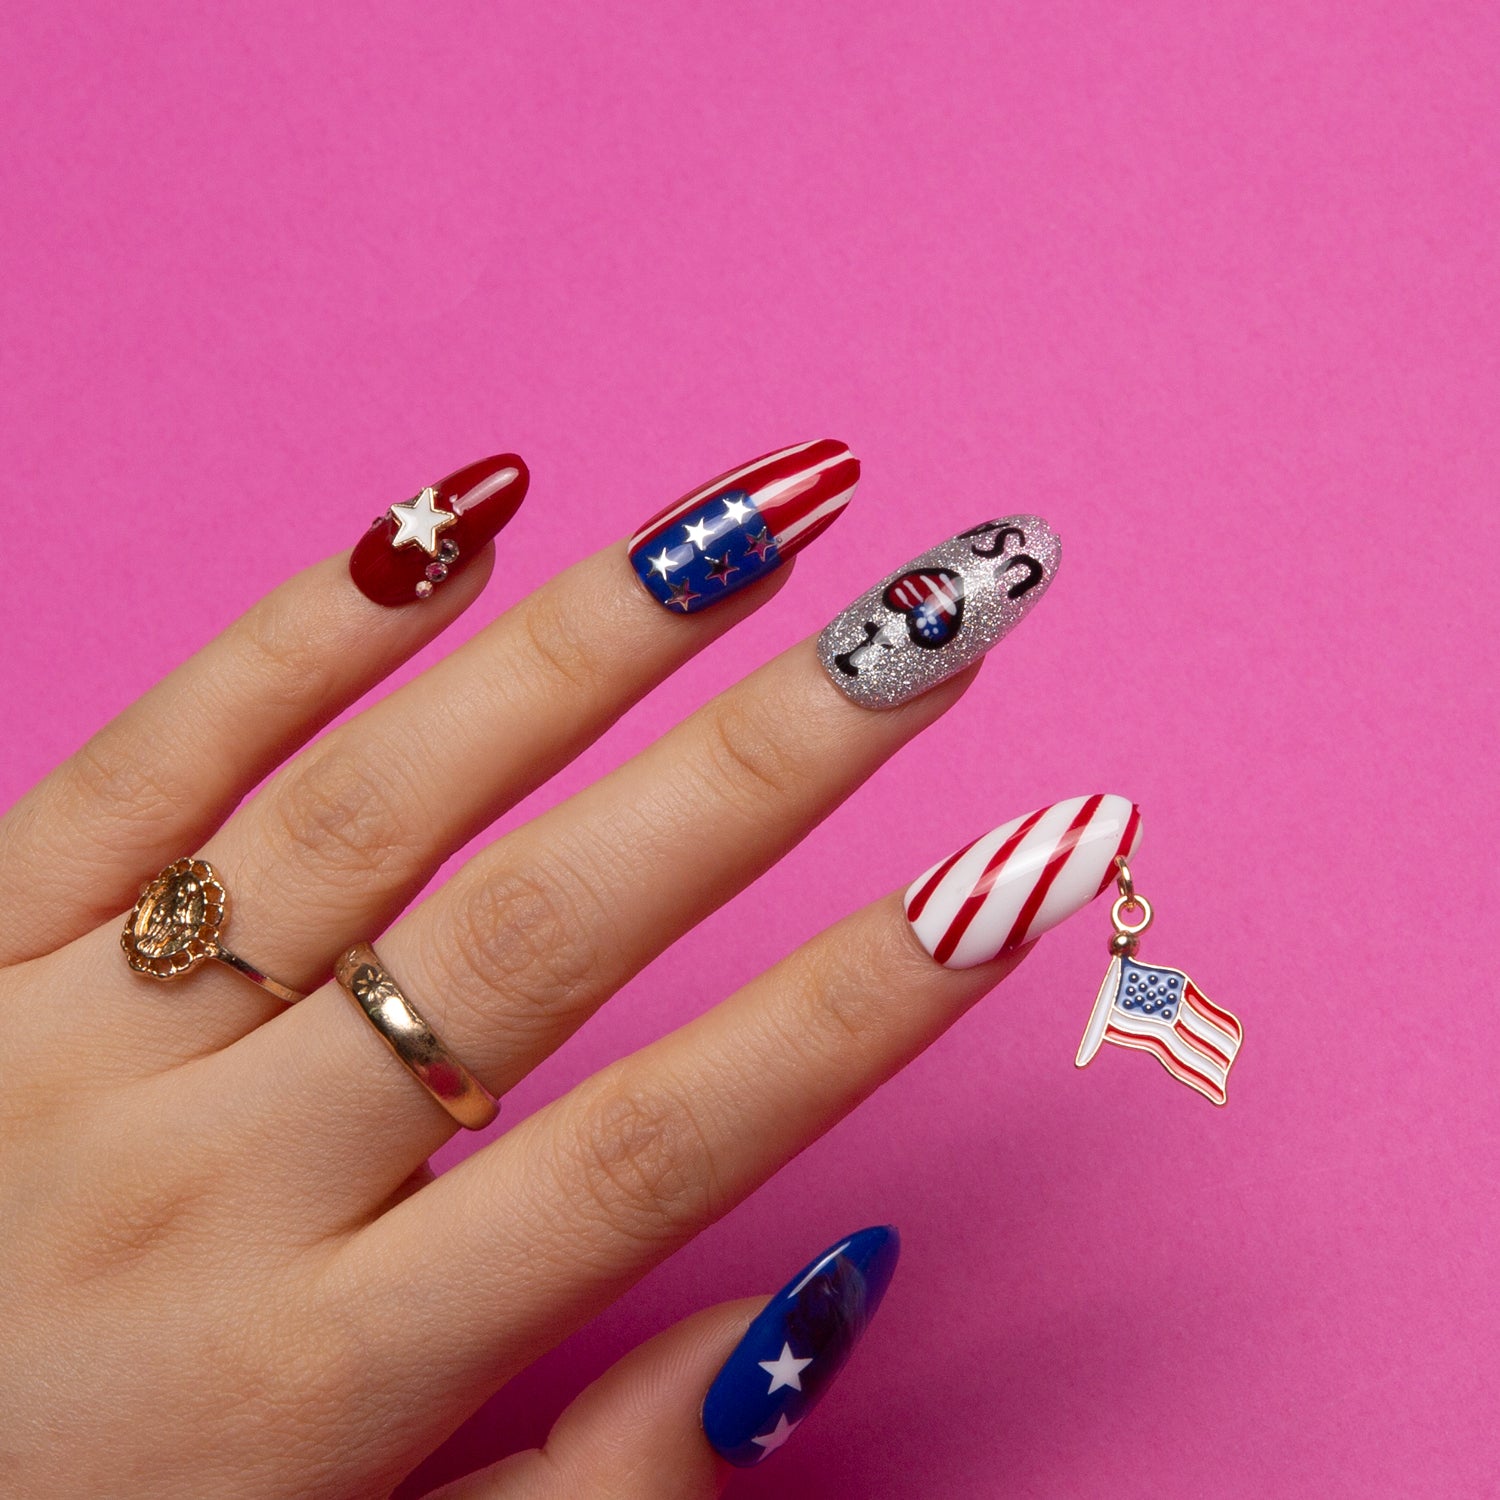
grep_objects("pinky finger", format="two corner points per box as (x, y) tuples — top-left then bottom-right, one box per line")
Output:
(0, 455), (525, 963)
(427, 1228), (899, 1497)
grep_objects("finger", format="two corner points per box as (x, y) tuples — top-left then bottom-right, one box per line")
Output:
(339, 794), (1138, 1383)
(39, 441), (855, 1078)
(0, 452), (526, 966)
(222, 514), (1060, 1214)
(428, 1227), (898, 1495)
(425, 1302), (755, 1500)
(234, 648), (975, 1219)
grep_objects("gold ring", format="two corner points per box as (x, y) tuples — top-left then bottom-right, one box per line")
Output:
(122, 858), (303, 1005)
(334, 942), (499, 1131)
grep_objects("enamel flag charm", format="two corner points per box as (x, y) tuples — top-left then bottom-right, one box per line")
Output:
(1075, 858), (1243, 1105)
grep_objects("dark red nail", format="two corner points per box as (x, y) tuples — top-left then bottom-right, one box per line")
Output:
(349, 454), (529, 607)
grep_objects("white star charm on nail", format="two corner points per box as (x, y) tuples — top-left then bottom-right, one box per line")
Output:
(648, 547), (677, 578)
(758, 1343), (814, 1394)
(683, 517), (714, 551)
(388, 486), (457, 556)
(750, 1414), (800, 1458)
(721, 495), (753, 524)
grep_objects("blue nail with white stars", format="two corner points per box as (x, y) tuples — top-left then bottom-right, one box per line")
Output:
(702, 1225), (900, 1467)
(627, 440), (859, 614)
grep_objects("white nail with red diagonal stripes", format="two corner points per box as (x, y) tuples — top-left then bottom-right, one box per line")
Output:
(905, 794), (1142, 970)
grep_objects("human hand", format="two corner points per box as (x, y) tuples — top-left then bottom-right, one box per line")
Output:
(0, 442), (1135, 1497)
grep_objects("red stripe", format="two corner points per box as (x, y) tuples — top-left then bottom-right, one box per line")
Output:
(757, 452), (860, 542)
(931, 808), (1049, 966)
(1185, 983), (1242, 1042)
(773, 483), (855, 555)
(1174, 1015), (1231, 1068)
(889, 572), (957, 612)
(630, 440), (846, 551)
(1096, 801), (1142, 897)
(1107, 1025), (1225, 1103)
(1001, 795), (1105, 951)
(906, 835), (981, 922)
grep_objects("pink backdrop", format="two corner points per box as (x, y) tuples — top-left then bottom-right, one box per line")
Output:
(3, 3), (1495, 1495)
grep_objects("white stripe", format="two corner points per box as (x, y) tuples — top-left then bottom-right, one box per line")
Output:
(1017, 793), (1138, 946)
(1105, 1030), (1227, 1103)
(627, 439), (823, 547)
(772, 478), (858, 548)
(1179, 1001), (1241, 1063)
(1076, 957), (1120, 1067)
(1110, 1009), (1228, 1089)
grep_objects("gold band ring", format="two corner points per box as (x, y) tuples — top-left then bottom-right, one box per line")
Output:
(122, 858), (303, 1005)
(334, 942), (499, 1131)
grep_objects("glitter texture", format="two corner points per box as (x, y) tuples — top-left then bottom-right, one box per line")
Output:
(816, 516), (1061, 709)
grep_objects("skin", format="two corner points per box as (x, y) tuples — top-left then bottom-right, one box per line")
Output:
(0, 537), (1026, 1498)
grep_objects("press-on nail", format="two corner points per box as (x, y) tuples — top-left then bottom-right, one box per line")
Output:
(906, 794), (1142, 969)
(350, 454), (529, 607)
(628, 440), (859, 614)
(816, 516), (1060, 708)
(702, 1226), (899, 1467)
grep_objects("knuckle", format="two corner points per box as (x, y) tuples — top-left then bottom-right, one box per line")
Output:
(269, 749), (421, 883)
(697, 692), (806, 816)
(559, 1070), (719, 1248)
(517, 586), (610, 699)
(799, 924), (893, 1059)
(434, 859), (611, 1026)
(235, 583), (339, 711)
(68, 732), (181, 830)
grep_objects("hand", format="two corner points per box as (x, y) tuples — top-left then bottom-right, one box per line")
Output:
(0, 443), (1127, 1497)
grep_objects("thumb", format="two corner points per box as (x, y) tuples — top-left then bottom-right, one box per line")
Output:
(426, 1226), (900, 1499)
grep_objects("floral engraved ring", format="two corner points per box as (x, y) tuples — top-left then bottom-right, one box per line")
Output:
(121, 858), (304, 1004)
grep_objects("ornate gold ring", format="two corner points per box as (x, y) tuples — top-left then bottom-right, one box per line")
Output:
(121, 858), (303, 1004)
(334, 942), (499, 1131)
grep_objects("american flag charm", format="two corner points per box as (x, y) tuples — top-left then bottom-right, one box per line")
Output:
(1075, 858), (1243, 1106)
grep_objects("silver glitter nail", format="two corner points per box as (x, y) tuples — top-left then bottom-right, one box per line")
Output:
(816, 516), (1061, 709)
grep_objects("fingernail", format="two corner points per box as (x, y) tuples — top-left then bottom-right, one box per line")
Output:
(702, 1225), (899, 1467)
(816, 516), (1061, 708)
(907, 794), (1142, 969)
(628, 439), (859, 614)
(350, 454), (530, 607)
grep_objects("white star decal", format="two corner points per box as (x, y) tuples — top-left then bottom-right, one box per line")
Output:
(648, 547), (677, 578)
(722, 496), (753, 525)
(750, 1413), (800, 1458)
(683, 517), (714, 551)
(388, 486), (456, 556)
(758, 1343), (814, 1394)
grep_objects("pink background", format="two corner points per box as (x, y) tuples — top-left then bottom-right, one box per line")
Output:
(3, 3), (1496, 1495)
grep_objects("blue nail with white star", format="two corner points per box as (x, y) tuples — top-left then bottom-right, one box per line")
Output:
(701, 1225), (900, 1466)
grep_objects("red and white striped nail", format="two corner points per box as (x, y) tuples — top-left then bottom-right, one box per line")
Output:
(905, 794), (1142, 969)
